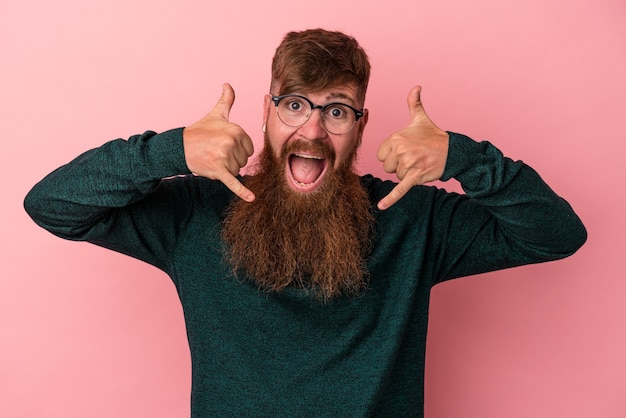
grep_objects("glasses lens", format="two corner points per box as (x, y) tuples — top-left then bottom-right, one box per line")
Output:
(322, 104), (355, 134)
(277, 96), (311, 127)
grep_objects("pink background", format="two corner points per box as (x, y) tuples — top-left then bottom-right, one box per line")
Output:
(2, 0), (625, 416)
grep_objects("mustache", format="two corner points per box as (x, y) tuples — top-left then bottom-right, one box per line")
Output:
(281, 138), (336, 165)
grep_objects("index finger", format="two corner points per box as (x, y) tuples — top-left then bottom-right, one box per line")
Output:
(377, 178), (412, 210)
(218, 171), (256, 203)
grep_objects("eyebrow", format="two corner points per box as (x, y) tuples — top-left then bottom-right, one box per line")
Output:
(324, 92), (357, 106)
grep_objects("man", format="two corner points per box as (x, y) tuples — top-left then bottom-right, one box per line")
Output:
(25, 29), (586, 416)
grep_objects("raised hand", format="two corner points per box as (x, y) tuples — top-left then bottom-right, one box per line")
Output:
(183, 83), (255, 202)
(376, 85), (449, 210)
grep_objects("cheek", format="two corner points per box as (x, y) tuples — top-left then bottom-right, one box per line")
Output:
(266, 124), (294, 158)
(265, 119), (283, 145)
(333, 137), (359, 167)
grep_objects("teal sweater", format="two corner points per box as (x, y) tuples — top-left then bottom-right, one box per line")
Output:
(24, 128), (586, 417)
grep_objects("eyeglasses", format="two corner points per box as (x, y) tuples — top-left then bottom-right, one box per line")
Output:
(271, 94), (364, 135)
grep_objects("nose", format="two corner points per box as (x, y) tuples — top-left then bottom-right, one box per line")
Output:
(298, 108), (328, 140)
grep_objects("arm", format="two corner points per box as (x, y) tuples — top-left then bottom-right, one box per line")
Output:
(24, 128), (188, 240)
(24, 127), (193, 271)
(376, 86), (586, 279)
(24, 84), (254, 267)
(433, 132), (586, 281)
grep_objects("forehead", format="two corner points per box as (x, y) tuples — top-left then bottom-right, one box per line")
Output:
(298, 86), (360, 107)
(275, 82), (360, 105)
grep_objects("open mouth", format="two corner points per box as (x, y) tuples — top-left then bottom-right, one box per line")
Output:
(287, 153), (328, 192)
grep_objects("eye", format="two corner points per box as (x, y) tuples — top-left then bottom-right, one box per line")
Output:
(283, 97), (307, 113)
(325, 105), (348, 120)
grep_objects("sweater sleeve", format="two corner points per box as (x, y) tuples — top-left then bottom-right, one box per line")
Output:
(24, 128), (192, 271)
(431, 132), (587, 282)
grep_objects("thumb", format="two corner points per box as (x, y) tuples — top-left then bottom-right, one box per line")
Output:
(407, 85), (425, 121)
(211, 83), (236, 120)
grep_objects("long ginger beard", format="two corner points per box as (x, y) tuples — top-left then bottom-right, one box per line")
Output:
(221, 134), (375, 301)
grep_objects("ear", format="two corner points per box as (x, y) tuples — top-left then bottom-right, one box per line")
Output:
(263, 95), (272, 127)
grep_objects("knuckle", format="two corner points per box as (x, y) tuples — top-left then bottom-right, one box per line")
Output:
(225, 124), (245, 138)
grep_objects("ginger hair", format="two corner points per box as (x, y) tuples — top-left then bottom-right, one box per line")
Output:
(270, 29), (371, 105)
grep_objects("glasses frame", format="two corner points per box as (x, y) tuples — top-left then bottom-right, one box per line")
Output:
(271, 94), (364, 134)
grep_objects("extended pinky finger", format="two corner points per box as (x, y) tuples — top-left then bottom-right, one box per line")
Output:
(220, 172), (256, 203)
(377, 179), (412, 210)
